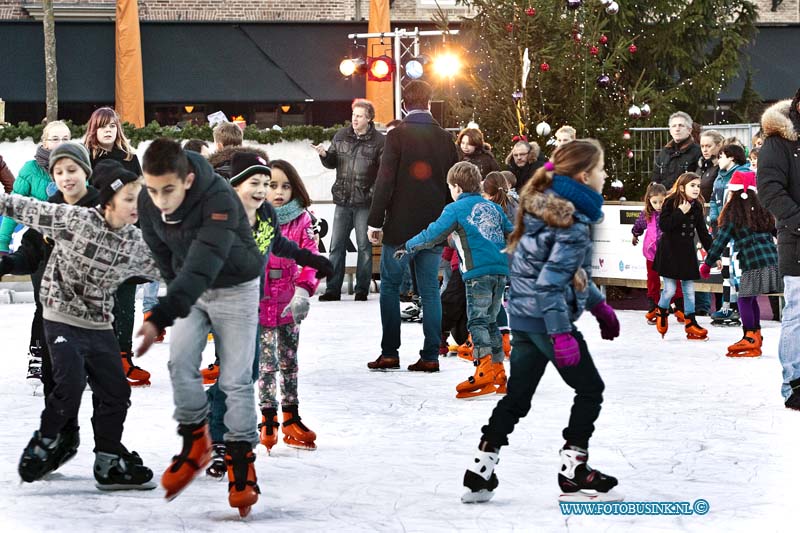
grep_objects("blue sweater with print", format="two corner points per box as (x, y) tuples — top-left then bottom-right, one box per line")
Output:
(405, 192), (513, 280)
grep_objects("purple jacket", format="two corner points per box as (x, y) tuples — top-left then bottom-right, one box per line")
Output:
(259, 211), (320, 327)
(632, 210), (661, 262)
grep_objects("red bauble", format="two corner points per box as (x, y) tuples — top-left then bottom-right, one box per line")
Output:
(506, 23), (514, 32)
(590, 46), (599, 56)
(623, 130), (631, 140)
(539, 62), (550, 72)
(599, 35), (608, 45)
(628, 44), (638, 54)
(525, 7), (536, 16)
(626, 149), (634, 159)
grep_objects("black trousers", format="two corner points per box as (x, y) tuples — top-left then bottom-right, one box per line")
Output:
(112, 281), (137, 353)
(481, 328), (604, 450)
(40, 320), (131, 453)
(441, 268), (468, 345)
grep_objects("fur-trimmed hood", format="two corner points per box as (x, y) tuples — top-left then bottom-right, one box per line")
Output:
(761, 99), (798, 142)
(520, 190), (575, 228)
(208, 145), (270, 176)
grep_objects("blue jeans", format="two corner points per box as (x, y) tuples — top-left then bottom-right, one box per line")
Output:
(326, 205), (372, 296)
(465, 274), (506, 363)
(168, 278), (259, 444)
(659, 278), (695, 315)
(142, 280), (160, 313)
(779, 276), (800, 400)
(380, 243), (443, 360)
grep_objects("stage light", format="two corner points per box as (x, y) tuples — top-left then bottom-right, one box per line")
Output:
(368, 55), (394, 82)
(432, 52), (461, 78)
(339, 58), (366, 77)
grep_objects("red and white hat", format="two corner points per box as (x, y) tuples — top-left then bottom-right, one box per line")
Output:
(727, 170), (757, 199)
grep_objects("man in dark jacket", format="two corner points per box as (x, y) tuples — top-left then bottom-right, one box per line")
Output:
(756, 90), (800, 411)
(505, 140), (544, 191)
(651, 111), (702, 190)
(366, 80), (459, 372)
(314, 99), (385, 301)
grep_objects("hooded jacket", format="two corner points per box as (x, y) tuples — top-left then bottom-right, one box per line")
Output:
(138, 150), (265, 330)
(758, 98), (800, 276)
(320, 123), (385, 207)
(506, 186), (605, 335)
(709, 161), (750, 225)
(461, 147), (500, 178)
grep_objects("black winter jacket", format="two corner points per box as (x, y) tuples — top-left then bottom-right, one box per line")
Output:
(321, 123), (385, 207)
(652, 199), (713, 280)
(758, 99), (800, 276)
(651, 139), (701, 190)
(698, 157), (719, 206)
(138, 151), (265, 330)
(368, 112), (459, 245)
(89, 146), (142, 177)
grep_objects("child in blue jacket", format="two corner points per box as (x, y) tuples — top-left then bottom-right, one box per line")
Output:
(396, 161), (513, 398)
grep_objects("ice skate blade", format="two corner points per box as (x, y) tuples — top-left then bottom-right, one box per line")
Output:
(726, 350), (762, 358)
(284, 438), (316, 451)
(237, 505), (251, 518)
(685, 335), (708, 341)
(559, 489), (624, 503)
(456, 387), (498, 400)
(128, 380), (151, 388)
(461, 489), (494, 503)
(711, 321), (742, 327)
(96, 480), (157, 491)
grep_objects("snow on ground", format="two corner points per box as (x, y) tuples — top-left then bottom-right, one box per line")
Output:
(0, 296), (794, 532)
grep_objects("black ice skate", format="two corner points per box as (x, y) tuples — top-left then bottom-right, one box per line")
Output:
(26, 343), (43, 394)
(18, 431), (68, 482)
(710, 307), (741, 327)
(461, 443), (499, 503)
(786, 378), (800, 411)
(206, 443), (227, 479)
(94, 451), (157, 491)
(400, 299), (422, 322)
(557, 444), (622, 503)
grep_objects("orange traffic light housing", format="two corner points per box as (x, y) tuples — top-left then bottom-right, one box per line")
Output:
(367, 55), (394, 82)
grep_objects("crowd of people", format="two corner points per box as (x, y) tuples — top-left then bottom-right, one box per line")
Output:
(0, 80), (798, 513)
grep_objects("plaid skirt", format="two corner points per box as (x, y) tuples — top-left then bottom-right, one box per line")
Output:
(738, 264), (783, 297)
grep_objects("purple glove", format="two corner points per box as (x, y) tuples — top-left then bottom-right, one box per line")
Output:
(551, 333), (581, 368)
(590, 301), (620, 340)
(699, 263), (711, 279)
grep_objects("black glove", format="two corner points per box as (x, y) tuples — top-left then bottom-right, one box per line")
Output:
(294, 249), (334, 279)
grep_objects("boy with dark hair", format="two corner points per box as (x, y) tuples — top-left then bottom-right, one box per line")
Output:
(394, 161), (514, 397)
(136, 138), (330, 516)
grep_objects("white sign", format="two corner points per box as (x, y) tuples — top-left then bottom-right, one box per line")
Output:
(591, 204), (649, 281)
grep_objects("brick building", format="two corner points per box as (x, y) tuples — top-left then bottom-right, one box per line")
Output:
(0, 0), (797, 125)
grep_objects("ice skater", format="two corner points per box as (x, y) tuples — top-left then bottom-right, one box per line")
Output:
(461, 140), (621, 504)
(631, 182), (668, 324)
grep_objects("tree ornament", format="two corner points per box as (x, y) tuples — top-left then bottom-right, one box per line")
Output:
(505, 23), (515, 32)
(525, 7), (536, 16)
(628, 104), (641, 119)
(540, 62), (550, 72)
(535, 121), (552, 137)
(599, 34), (608, 45)
(590, 46), (599, 56)
(567, 0), (582, 9)
(599, 0), (612, 5)
(628, 44), (638, 54)
(626, 149), (634, 159)
(605, 1), (620, 15)
(512, 90), (524, 102)
(596, 74), (611, 88)
(573, 32), (583, 42)
(640, 103), (651, 118)
(623, 130), (631, 140)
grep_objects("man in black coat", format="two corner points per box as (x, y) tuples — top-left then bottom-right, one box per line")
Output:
(756, 90), (800, 411)
(651, 111), (702, 191)
(366, 80), (459, 372)
(314, 99), (385, 301)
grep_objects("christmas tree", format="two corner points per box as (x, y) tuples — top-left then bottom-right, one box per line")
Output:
(451, 0), (757, 195)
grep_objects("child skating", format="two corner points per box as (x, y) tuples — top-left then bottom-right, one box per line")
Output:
(461, 140), (621, 503)
(631, 182), (668, 324)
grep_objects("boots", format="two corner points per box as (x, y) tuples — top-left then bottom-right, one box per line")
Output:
(645, 300), (658, 325)
(655, 307), (669, 338)
(142, 311), (165, 343)
(558, 444), (620, 502)
(439, 334), (450, 356)
(501, 331), (511, 359)
(786, 379), (800, 411)
(94, 451), (156, 491)
(456, 335), (474, 362)
(493, 361), (508, 395)
(456, 354), (496, 399)
(282, 405), (317, 450)
(225, 441), (260, 517)
(18, 431), (65, 482)
(162, 422), (212, 500)
(121, 351), (151, 386)
(201, 359), (220, 385)
(727, 328), (762, 357)
(205, 442), (227, 479)
(258, 407), (280, 452)
(461, 441), (500, 503)
(367, 355), (400, 371)
(671, 299), (685, 323)
(684, 314), (708, 340)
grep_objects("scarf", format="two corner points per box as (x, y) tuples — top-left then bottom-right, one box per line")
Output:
(35, 145), (51, 171)
(275, 198), (305, 225)
(551, 174), (605, 223)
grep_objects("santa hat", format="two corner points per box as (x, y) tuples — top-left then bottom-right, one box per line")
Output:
(727, 170), (757, 199)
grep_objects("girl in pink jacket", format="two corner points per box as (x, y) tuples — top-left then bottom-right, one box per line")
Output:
(631, 182), (667, 323)
(258, 160), (321, 452)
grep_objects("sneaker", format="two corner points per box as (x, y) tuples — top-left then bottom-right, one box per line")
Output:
(367, 355), (400, 371)
(318, 293), (341, 302)
(407, 358), (439, 372)
(354, 292), (368, 301)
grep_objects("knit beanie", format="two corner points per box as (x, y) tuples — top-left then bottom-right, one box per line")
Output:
(91, 159), (140, 208)
(48, 142), (92, 179)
